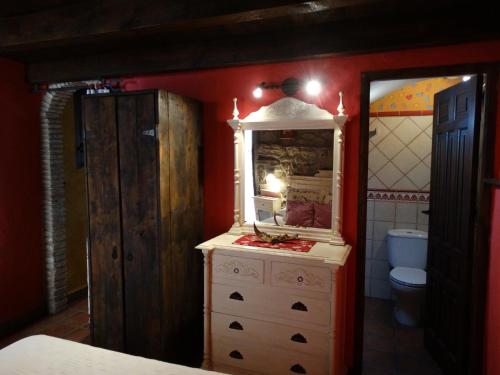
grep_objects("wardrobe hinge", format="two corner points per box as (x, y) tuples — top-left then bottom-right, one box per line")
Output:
(142, 129), (156, 137)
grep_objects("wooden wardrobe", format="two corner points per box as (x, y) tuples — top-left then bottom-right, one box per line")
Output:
(82, 90), (204, 365)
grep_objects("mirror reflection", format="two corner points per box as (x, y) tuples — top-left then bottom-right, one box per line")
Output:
(249, 129), (334, 229)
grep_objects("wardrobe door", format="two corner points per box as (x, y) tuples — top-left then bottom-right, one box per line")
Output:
(83, 96), (124, 351)
(116, 93), (162, 359)
(166, 93), (204, 364)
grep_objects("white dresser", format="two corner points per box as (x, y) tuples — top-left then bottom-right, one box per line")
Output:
(196, 234), (351, 375)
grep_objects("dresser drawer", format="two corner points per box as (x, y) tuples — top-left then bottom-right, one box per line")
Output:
(271, 261), (331, 293)
(213, 254), (264, 284)
(212, 283), (330, 326)
(212, 337), (328, 375)
(212, 312), (329, 357)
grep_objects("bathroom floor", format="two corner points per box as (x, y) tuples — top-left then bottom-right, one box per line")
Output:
(363, 297), (443, 375)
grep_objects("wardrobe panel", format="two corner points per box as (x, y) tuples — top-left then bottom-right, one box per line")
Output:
(166, 93), (204, 364)
(83, 96), (124, 351)
(117, 94), (162, 358)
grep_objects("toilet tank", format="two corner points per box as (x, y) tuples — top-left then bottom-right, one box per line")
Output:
(387, 229), (428, 269)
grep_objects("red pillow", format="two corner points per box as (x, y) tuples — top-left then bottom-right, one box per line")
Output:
(313, 202), (332, 229)
(286, 201), (314, 227)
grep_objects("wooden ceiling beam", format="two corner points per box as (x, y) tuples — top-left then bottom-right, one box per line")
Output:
(26, 10), (500, 84)
(1, 0), (344, 51)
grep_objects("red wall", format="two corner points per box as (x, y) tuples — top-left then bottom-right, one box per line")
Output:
(0, 58), (44, 328)
(121, 40), (500, 372)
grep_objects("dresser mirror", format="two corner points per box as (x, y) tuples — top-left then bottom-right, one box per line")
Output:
(227, 95), (348, 245)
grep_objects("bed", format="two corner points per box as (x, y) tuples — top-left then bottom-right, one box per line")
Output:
(0, 335), (223, 375)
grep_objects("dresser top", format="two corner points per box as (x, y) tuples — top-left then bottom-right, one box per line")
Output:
(196, 233), (351, 266)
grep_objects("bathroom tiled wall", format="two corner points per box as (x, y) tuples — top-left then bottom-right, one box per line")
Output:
(365, 200), (429, 299)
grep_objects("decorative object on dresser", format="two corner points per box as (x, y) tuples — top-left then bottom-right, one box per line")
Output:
(196, 94), (351, 375)
(83, 90), (204, 365)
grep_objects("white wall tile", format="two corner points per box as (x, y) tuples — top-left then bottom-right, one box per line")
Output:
(392, 148), (420, 174)
(365, 260), (372, 278)
(368, 147), (389, 173)
(379, 116), (405, 130)
(417, 203), (429, 225)
(406, 162), (430, 190)
(378, 134), (405, 159)
(365, 239), (373, 259)
(411, 116), (433, 131)
(371, 279), (392, 300)
(378, 162), (404, 188)
(374, 201), (396, 221)
(393, 118), (422, 144)
(372, 260), (390, 280)
(392, 176), (418, 191)
(368, 175), (387, 190)
(366, 220), (374, 240)
(395, 222), (417, 229)
(367, 200), (374, 220)
(373, 221), (394, 241)
(395, 202), (418, 223)
(369, 119), (390, 145)
(372, 240), (387, 261)
(408, 132), (432, 159)
(417, 224), (429, 232)
(364, 277), (371, 297)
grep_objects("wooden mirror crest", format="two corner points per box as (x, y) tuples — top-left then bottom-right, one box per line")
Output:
(227, 93), (348, 245)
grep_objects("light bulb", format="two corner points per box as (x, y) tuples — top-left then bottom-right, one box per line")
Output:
(253, 86), (263, 98)
(462, 75), (471, 82)
(265, 173), (282, 193)
(305, 80), (321, 96)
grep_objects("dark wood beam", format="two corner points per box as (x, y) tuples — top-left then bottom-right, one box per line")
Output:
(25, 9), (500, 84)
(1, 0), (344, 51)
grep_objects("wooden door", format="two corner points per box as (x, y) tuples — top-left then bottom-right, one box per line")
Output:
(116, 93), (162, 359)
(425, 76), (482, 374)
(83, 96), (125, 351)
(163, 92), (204, 365)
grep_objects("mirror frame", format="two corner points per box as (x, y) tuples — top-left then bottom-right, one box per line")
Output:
(226, 95), (348, 245)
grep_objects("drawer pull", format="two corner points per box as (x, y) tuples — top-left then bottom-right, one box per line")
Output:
(233, 267), (240, 274)
(291, 333), (307, 343)
(229, 350), (244, 360)
(291, 301), (308, 312)
(229, 291), (244, 301)
(229, 321), (244, 330)
(290, 364), (307, 374)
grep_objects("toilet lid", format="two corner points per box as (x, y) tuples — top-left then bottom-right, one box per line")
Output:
(390, 267), (426, 287)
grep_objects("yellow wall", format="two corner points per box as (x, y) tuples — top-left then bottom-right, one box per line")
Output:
(370, 77), (462, 113)
(62, 100), (88, 294)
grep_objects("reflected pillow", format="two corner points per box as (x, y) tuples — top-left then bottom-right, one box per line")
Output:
(285, 201), (314, 227)
(287, 187), (332, 204)
(313, 202), (332, 229)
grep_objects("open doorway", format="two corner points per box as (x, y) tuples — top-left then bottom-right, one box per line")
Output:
(355, 66), (498, 375)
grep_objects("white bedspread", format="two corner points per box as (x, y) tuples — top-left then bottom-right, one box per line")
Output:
(0, 335), (221, 375)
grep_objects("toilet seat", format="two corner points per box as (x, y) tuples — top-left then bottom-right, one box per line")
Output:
(390, 267), (426, 288)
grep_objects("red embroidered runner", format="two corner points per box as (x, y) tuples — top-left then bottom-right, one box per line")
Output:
(233, 234), (316, 252)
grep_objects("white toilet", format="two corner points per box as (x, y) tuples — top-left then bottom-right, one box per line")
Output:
(387, 229), (428, 327)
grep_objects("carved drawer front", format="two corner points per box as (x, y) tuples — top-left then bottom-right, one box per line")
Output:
(212, 336), (328, 375)
(212, 254), (264, 284)
(212, 312), (329, 357)
(271, 262), (331, 293)
(212, 283), (330, 326)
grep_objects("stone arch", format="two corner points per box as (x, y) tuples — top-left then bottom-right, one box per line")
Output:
(40, 81), (98, 313)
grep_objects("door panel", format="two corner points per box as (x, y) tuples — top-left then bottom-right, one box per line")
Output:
(165, 93), (204, 364)
(425, 76), (481, 374)
(83, 96), (124, 351)
(117, 94), (162, 359)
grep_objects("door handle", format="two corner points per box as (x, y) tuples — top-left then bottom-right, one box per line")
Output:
(291, 333), (307, 343)
(422, 209), (431, 216)
(291, 301), (308, 312)
(229, 321), (244, 330)
(229, 291), (244, 301)
(290, 364), (307, 373)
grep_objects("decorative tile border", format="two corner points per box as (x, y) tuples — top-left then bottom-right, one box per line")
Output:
(367, 189), (430, 202)
(369, 110), (433, 117)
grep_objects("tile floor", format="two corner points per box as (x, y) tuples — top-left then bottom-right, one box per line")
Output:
(0, 297), (90, 350)
(363, 297), (442, 375)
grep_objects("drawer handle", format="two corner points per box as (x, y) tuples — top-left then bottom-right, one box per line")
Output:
(290, 364), (307, 374)
(291, 301), (308, 312)
(229, 321), (244, 330)
(229, 350), (244, 360)
(291, 333), (307, 343)
(229, 291), (244, 301)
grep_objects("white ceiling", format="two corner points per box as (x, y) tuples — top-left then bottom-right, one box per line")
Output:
(369, 78), (422, 103)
